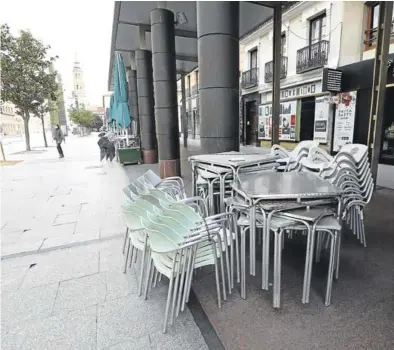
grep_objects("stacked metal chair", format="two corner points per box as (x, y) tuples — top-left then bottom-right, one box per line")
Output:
(300, 144), (373, 247)
(121, 173), (240, 333)
(271, 140), (319, 172)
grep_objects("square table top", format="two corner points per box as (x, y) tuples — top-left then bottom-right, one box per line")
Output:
(189, 152), (277, 168)
(235, 172), (342, 200)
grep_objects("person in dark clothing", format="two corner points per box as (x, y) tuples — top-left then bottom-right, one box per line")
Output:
(54, 125), (65, 158)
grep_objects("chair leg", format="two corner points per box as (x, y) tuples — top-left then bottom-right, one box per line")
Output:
(170, 252), (183, 325)
(163, 276), (174, 334)
(325, 231), (337, 307)
(335, 230), (342, 280)
(123, 238), (131, 273)
(128, 246), (134, 268)
(143, 255), (153, 300)
(138, 237), (148, 297)
(316, 231), (322, 263)
(122, 227), (129, 254)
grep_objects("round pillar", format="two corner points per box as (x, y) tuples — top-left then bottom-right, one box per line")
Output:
(197, 2), (240, 153)
(151, 8), (181, 178)
(135, 49), (157, 164)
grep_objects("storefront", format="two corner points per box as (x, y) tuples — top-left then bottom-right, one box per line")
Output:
(338, 53), (394, 188)
(258, 79), (333, 150)
(241, 92), (259, 146)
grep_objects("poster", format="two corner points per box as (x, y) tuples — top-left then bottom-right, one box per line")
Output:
(333, 91), (357, 152)
(258, 101), (297, 141)
(313, 96), (330, 143)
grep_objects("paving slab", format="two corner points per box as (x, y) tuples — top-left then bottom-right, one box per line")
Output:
(2, 306), (97, 350)
(20, 250), (99, 289)
(97, 295), (150, 350)
(52, 273), (106, 314)
(106, 336), (152, 350)
(1, 283), (59, 335)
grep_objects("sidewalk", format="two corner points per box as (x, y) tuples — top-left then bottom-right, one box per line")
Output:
(1, 134), (208, 350)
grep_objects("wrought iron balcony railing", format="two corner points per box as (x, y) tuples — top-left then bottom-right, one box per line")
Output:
(296, 40), (329, 74)
(364, 22), (394, 47)
(241, 67), (259, 89)
(264, 57), (288, 83)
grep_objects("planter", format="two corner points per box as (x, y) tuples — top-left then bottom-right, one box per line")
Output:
(118, 147), (142, 165)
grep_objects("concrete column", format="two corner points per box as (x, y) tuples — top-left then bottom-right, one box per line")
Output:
(135, 49), (157, 163)
(151, 8), (180, 178)
(197, 1), (240, 153)
(126, 69), (140, 137)
(181, 73), (188, 147)
(272, 5), (282, 146)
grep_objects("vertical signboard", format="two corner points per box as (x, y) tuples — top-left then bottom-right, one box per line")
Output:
(333, 91), (357, 152)
(258, 101), (297, 141)
(313, 96), (330, 143)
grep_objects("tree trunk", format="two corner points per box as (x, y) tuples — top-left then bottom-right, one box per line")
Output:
(41, 116), (48, 147)
(23, 114), (31, 151)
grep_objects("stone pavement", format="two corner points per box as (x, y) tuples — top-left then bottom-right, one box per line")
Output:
(1, 134), (208, 350)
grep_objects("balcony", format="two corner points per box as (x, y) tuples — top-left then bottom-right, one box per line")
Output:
(241, 68), (259, 89)
(264, 57), (288, 83)
(296, 40), (329, 74)
(364, 22), (394, 47)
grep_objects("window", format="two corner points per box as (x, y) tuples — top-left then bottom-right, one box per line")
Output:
(309, 14), (327, 46)
(365, 2), (394, 47)
(250, 49), (258, 70)
(281, 33), (286, 56)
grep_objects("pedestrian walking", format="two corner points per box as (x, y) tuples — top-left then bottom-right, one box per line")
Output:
(54, 125), (65, 158)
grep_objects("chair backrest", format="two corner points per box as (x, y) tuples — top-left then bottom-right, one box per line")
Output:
(292, 140), (319, 156)
(142, 169), (162, 187)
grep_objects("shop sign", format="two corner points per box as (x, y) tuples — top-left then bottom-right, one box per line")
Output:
(322, 68), (342, 92)
(314, 96), (330, 143)
(258, 100), (297, 141)
(264, 81), (322, 103)
(333, 91), (357, 152)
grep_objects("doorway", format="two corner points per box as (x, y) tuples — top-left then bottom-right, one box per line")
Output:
(245, 101), (257, 145)
(300, 97), (315, 141)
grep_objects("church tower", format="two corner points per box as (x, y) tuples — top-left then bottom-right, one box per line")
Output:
(72, 54), (89, 109)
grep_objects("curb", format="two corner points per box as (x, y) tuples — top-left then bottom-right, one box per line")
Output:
(1, 233), (123, 260)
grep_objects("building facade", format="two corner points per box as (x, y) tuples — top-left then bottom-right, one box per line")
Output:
(0, 102), (22, 136)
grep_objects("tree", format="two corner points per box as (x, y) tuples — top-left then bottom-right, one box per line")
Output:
(69, 109), (94, 128)
(93, 113), (103, 131)
(32, 100), (54, 147)
(0, 24), (58, 151)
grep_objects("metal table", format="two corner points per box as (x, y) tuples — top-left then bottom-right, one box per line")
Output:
(233, 172), (343, 300)
(189, 152), (278, 213)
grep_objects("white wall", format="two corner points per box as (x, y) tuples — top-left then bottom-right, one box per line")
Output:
(339, 1), (364, 66)
(363, 43), (394, 60)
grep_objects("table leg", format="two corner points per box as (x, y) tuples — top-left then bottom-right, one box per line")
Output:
(302, 225), (315, 304)
(273, 229), (281, 308)
(262, 211), (272, 290)
(191, 164), (196, 197)
(249, 205), (256, 276)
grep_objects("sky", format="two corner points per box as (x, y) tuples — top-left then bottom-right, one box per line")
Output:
(0, 0), (114, 108)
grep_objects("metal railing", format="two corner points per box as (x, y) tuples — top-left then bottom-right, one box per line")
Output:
(241, 67), (259, 89)
(364, 22), (394, 46)
(296, 40), (329, 74)
(264, 57), (288, 83)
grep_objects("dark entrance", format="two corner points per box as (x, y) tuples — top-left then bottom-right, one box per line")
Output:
(380, 86), (394, 165)
(245, 101), (257, 145)
(300, 97), (316, 141)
